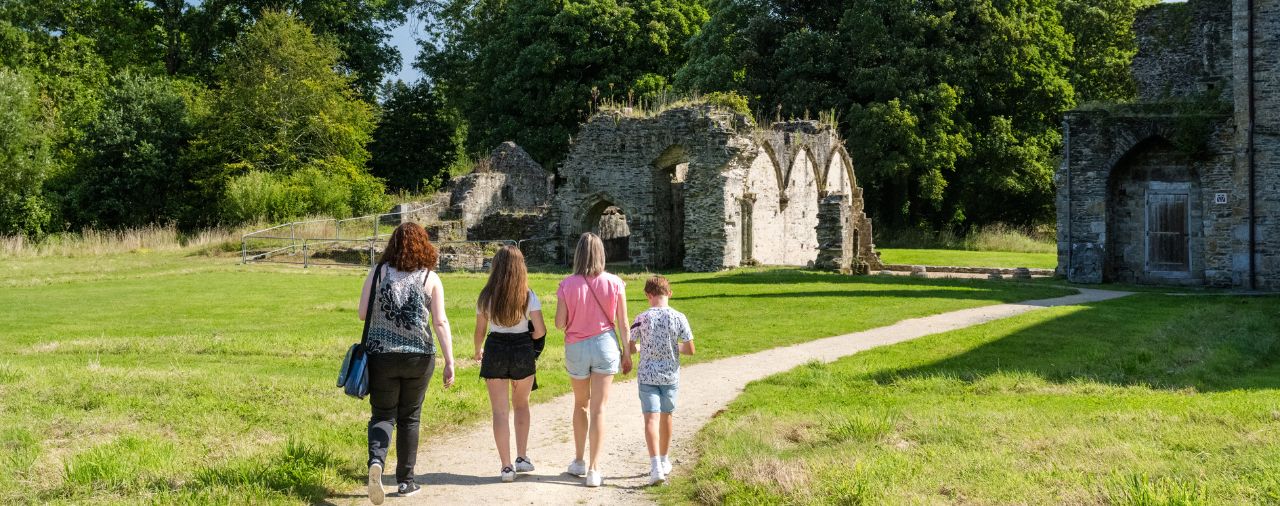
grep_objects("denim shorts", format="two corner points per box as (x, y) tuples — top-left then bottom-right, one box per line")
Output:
(638, 383), (678, 413)
(564, 330), (621, 379)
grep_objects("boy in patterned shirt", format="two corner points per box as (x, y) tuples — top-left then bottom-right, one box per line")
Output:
(627, 275), (695, 486)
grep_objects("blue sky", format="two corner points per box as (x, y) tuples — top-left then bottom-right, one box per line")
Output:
(388, 19), (426, 84)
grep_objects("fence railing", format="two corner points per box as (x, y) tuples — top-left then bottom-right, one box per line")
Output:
(240, 203), (439, 265)
(298, 237), (520, 271)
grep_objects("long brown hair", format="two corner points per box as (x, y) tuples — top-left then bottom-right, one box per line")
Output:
(477, 245), (529, 327)
(380, 223), (438, 272)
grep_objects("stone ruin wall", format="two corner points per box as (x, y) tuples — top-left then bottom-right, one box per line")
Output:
(554, 107), (752, 271)
(448, 142), (555, 227)
(1233, 0), (1280, 290)
(441, 105), (883, 273)
(1132, 0), (1233, 102)
(555, 106), (881, 272)
(1057, 0), (1280, 289)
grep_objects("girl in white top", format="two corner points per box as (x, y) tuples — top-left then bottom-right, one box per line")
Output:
(473, 245), (547, 482)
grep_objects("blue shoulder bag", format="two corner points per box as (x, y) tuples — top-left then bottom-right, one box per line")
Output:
(338, 262), (384, 399)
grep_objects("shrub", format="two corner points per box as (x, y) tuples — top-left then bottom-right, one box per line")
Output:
(222, 168), (389, 225)
(704, 91), (751, 117)
(0, 68), (54, 238)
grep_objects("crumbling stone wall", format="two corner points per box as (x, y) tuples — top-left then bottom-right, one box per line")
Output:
(1057, 113), (1235, 285)
(1058, 0), (1280, 290)
(449, 142), (554, 227)
(1132, 0), (1233, 102)
(556, 106), (881, 272)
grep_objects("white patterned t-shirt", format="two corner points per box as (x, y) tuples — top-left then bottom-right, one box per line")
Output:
(629, 306), (693, 386)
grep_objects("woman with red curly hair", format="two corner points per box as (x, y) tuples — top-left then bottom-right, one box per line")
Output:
(357, 222), (455, 503)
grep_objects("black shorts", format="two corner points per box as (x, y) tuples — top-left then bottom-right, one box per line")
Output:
(479, 331), (537, 380)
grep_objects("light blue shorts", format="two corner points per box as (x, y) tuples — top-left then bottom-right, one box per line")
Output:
(638, 383), (679, 414)
(565, 330), (620, 379)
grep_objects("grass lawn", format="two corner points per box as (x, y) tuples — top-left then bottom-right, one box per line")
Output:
(660, 293), (1280, 505)
(0, 251), (1069, 504)
(877, 248), (1057, 270)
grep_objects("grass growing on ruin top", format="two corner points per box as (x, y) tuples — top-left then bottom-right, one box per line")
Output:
(658, 293), (1280, 505)
(0, 251), (1069, 504)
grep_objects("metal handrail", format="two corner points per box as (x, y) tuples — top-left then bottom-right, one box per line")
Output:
(294, 237), (522, 269)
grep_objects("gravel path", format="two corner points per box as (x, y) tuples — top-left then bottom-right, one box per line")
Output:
(341, 288), (1131, 506)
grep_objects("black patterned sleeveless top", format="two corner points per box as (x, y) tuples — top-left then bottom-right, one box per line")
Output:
(366, 266), (436, 355)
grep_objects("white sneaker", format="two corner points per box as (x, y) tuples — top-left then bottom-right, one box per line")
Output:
(567, 459), (587, 477)
(515, 456), (535, 472)
(501, 466), (516, 482)
(661, 458), (672, 475)
(648, 465), (666, 486)
(367, 461), (385, 505)
(584, 469), (603, 487)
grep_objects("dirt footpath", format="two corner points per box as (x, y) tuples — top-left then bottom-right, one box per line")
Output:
(340, 288), (1130, 506)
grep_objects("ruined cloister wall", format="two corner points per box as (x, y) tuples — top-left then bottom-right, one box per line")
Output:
(557, 107), (880, 272)
(555, 107), (755, 271)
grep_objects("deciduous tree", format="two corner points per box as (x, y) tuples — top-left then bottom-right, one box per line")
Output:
(369, 80), (464, 192)
(419, 0), (708, 166)
(0, 68), (54, 237)
(194, 10), (383, 223)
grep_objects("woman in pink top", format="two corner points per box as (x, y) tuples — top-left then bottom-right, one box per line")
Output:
(555, 232), (633, 487)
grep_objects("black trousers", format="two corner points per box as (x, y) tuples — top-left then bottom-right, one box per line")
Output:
(367, 352), (434, 483)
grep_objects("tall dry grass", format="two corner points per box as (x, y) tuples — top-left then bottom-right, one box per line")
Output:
(0, 225), (244, 259)
(878, 224), (1055, 254)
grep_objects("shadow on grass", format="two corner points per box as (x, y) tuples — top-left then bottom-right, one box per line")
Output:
(677, 288), (1043, 303)
(872, 294), (1280, 392)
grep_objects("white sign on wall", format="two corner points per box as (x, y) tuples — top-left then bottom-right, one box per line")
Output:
(1215, 193), (1229, 205)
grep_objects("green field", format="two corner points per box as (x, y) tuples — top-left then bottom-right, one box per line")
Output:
(877, 248), (1058, 269)
(0, 251), (1069, 504)
(660, 293), (1280, 505)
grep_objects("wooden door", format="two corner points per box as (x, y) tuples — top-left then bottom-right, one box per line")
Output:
(1146, 194), (1190, 272)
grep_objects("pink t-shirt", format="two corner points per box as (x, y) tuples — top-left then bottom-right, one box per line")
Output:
(556, 273), (625, 344)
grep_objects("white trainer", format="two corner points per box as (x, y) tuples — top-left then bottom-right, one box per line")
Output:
(584, 469), (603, 487)
(567, 459), (587, 477)
(661, 458), (672, 475)
(501, 466), (516, 482)
(515, 456), (535, 472)
(367, 461), (385, 505)
(648, 465), (666, 486)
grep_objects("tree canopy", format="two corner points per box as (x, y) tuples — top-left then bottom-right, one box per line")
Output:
(419, 0), (709, 166)
(369, 79), (465, 192)
(193, 10), (384, 223)
(679, 0), (1084, 229)
(0, 0), (1159, 237)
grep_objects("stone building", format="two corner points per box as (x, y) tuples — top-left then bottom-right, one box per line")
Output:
(448, 141), (555, 227)
(554, 106), (882, 273)
(1057, 0), (1279, 289)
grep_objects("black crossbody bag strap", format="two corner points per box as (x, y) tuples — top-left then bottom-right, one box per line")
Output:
(359, 262), (385, 346)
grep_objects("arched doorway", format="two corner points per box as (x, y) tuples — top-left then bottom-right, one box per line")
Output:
(1106, 136), (1203, 284)
(652, 146), (688, 269)
(579, 197), (632, 264)
(596, 206), (631, 263)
